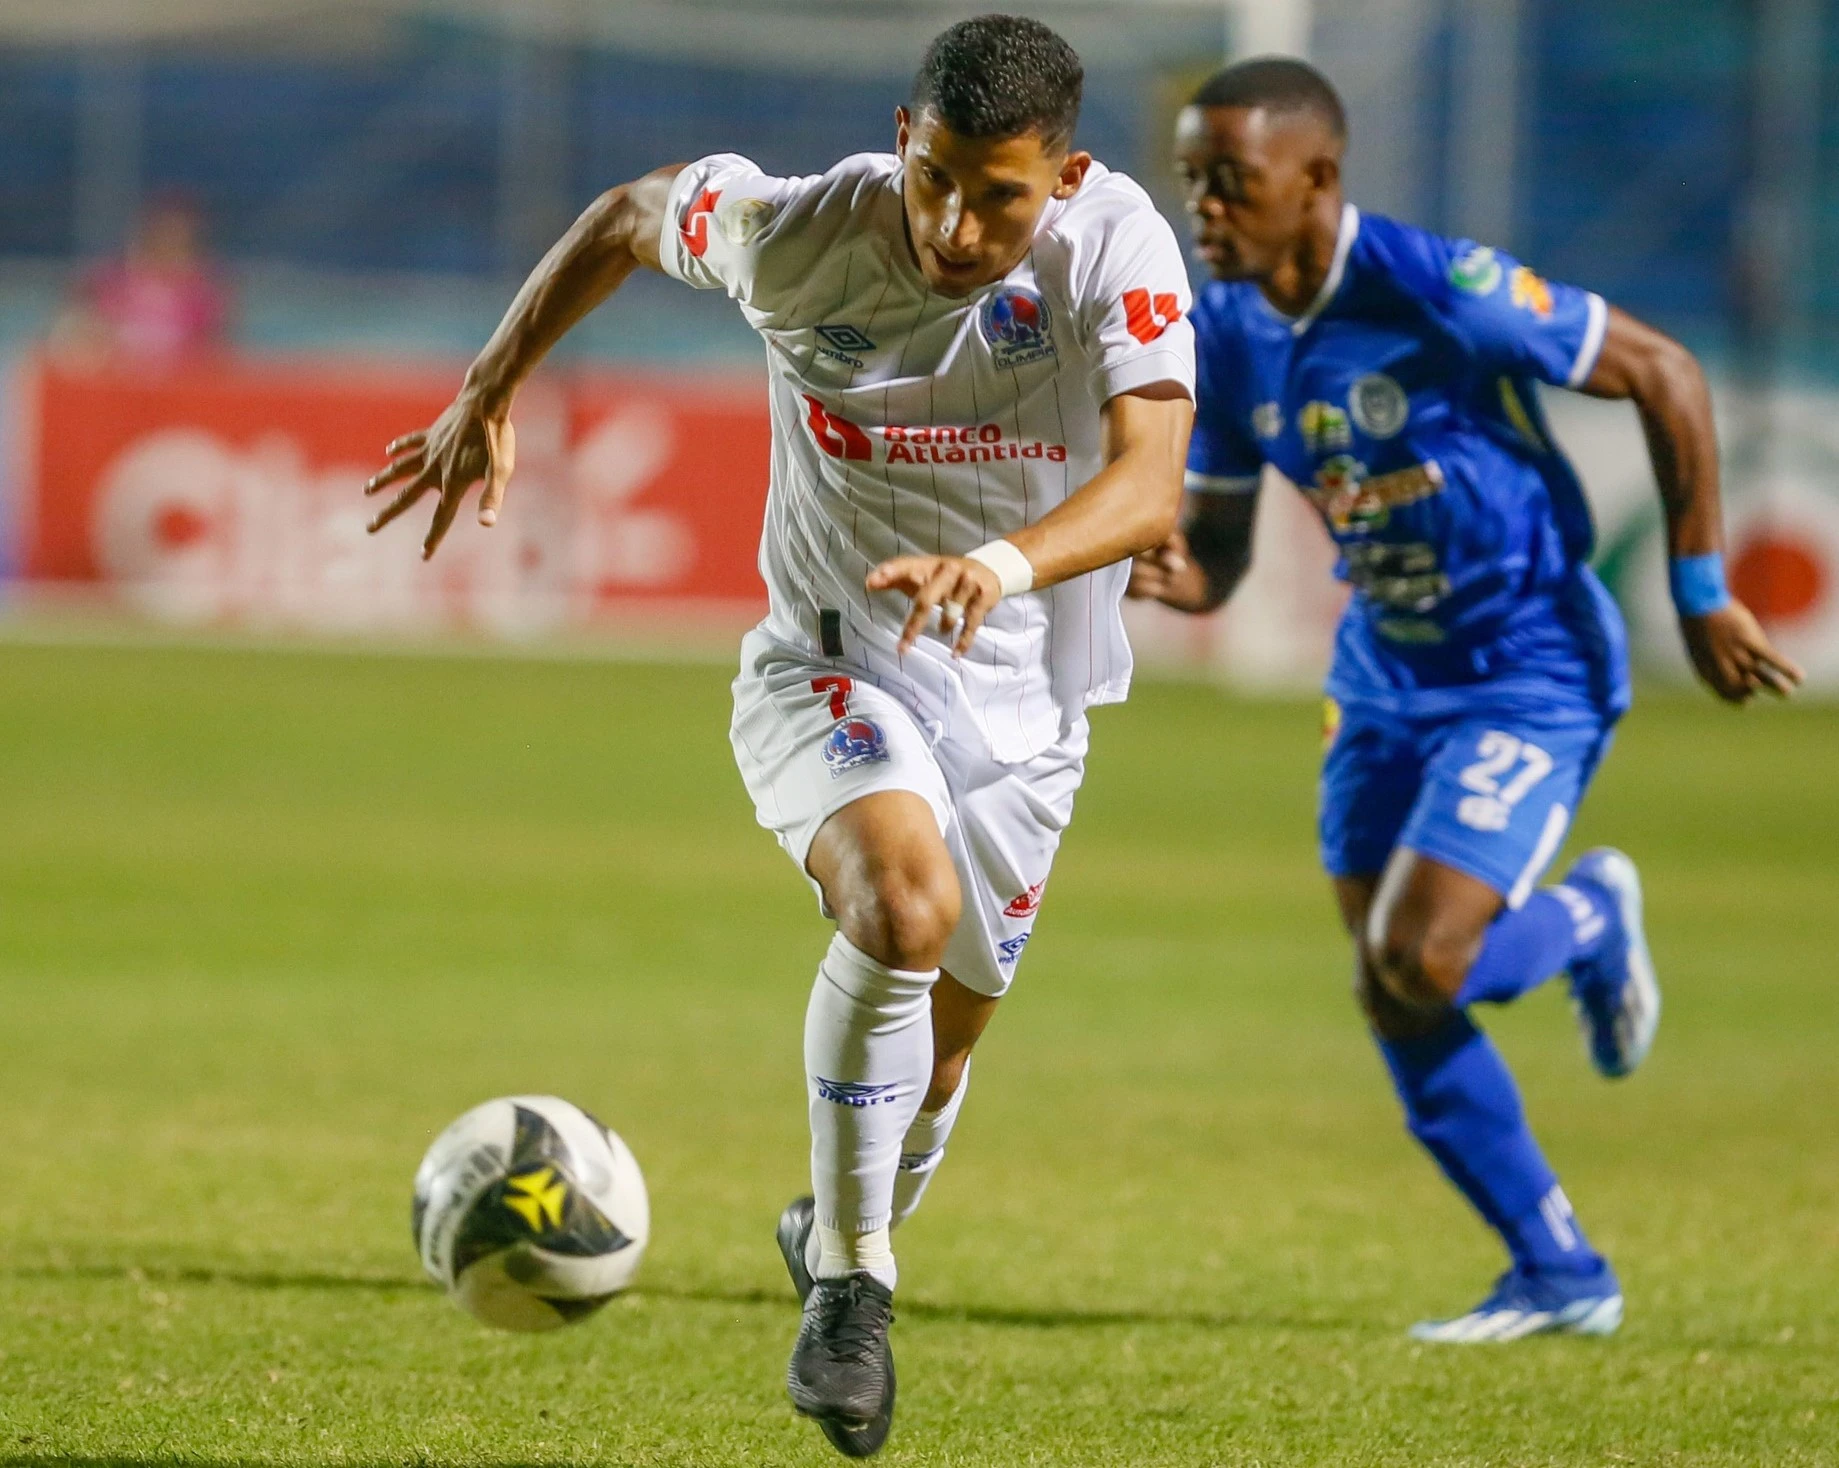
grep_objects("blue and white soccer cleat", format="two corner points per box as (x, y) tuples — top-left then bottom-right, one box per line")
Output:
(1559, 847), (1661, 1079)
(1409, 1265), (1624, 1343)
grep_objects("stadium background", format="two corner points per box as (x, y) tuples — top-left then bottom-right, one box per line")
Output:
(0, 5), (1834, 1466)
(3, 0), (1838, 685)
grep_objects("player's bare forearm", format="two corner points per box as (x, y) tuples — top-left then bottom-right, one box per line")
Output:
(363, 164), (682, 557)
(1582, 306), (1721, 559)
(1185, 493), (1257, 606)
(867, 386), (1191, 656)
(464, 165), (683, 411)
(1006, 386), (1193, 586)
(1128, 492), (1258, 613)
(1582, 305), (1803, 701)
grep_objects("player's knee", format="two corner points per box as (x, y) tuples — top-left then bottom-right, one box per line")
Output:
(1366, 913), (1450, 1012)
(1367, 912), (1475, 1010)
(840, 862), (961, 971)
(1413, 924), (1479, 1002)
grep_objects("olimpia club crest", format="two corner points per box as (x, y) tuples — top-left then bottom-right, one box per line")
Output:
(979, 286), (1056, 370)
(821, 717), (890, 776)
(1449, 245), (1502, 296)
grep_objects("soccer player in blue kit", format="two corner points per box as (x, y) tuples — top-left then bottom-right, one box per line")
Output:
(1131, 59), (1805, 1340)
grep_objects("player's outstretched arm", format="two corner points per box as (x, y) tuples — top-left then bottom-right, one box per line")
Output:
(363, 164), (685, 559)
(868, 384), (1193, 655)
(1126, 491), (1259, 614)
(1582, 307), (1804, 703)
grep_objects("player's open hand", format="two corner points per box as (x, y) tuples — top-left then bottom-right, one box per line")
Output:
(866, 554), (1004, 657)
(1681, 601), (1804, 703)
(1126, 529), (1210, 612)
(364, 391), (516, 560)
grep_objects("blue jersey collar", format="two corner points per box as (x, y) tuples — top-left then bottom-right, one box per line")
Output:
(1259, 202), (1361, 336)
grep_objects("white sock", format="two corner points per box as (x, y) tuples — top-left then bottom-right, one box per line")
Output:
(891, 1057), (971, 1230)
(803, 932), (935, 1290)
(802, 1058), (972, 1282)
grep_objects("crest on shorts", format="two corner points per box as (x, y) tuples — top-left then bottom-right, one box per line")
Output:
(822, 717), (890, 777)
(979, 286), (1056, 369)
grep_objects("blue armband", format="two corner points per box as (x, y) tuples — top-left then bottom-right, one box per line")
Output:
(1669, 552), (1731, 617)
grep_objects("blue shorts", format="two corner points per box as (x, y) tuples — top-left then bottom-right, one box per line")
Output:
(1319, 701), (1617, 905)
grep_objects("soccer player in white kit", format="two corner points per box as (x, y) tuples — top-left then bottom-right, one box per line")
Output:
(364, 17), (1194, 1457)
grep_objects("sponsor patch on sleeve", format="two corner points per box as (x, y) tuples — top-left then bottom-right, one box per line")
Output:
(1449, 245), (1502, 295)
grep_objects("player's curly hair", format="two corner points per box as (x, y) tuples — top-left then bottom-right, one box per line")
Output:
(1190, 56), (1346, 140)
(911, 14), (1083, 149)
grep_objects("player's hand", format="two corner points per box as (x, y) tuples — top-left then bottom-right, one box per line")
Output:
(1680, 600), (1804, 703)
(1126, 530), (1211, 612)
(866, 554), (1004, 657)
(363, 389), (516, 560)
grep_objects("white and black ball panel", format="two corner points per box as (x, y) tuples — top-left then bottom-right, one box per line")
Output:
(411, 1095), (649, 1332)
(412, 1096), (518, 1287)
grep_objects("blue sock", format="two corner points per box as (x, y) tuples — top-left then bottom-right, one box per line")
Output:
(1452, 886), (1605, 1009)
(1379, 1010), (1605, 1277)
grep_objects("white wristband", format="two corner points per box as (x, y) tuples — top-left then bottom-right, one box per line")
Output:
(966, 538), (1035, 598)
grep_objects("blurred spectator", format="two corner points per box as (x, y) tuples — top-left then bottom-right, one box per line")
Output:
(50, 196), (231, 368)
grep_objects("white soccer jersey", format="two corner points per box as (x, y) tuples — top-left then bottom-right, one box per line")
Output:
(659, 151), (1195, 764)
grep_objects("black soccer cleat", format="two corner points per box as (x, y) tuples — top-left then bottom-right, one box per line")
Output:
(786, 1273), (897, 1459)
(776, 1194), (817, 1304)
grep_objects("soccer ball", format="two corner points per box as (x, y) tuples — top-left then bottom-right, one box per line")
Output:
(411, 1095), (649, 1332)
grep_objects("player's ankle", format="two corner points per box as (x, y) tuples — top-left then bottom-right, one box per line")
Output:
(816, 1223), (897, 1290)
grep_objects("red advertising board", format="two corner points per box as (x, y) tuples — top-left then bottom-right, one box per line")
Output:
(18, 356), (772, 638)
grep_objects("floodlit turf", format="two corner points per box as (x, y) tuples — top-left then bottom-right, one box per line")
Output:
(0, 641), (1833, 1467)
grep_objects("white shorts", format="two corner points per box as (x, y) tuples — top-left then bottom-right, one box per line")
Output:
(729, 630), (1087, 998)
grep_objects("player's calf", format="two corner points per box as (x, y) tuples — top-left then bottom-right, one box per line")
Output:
(799, 798), (966, 1295)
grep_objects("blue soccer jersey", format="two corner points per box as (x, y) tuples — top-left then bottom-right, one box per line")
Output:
(1189, 205), (1630, 727)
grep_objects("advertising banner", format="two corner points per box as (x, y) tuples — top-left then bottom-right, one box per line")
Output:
(18, 357), (771, 640)
(11, 357), (1833, 692)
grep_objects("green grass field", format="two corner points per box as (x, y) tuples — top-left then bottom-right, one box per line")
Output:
(0, 641), (1834, 1467)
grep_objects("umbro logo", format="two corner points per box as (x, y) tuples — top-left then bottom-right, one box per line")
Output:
(817, 324), (875, 352)
(814, 1077), (900, 1108)
(815, 323), (875, 367)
